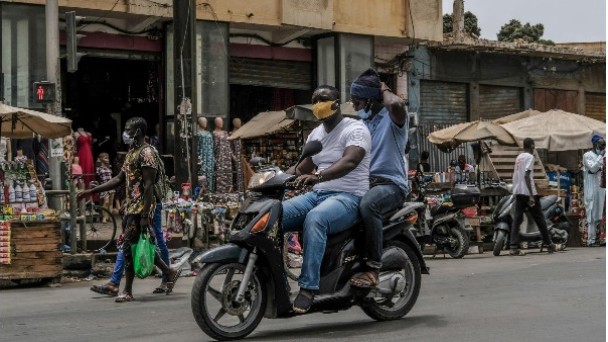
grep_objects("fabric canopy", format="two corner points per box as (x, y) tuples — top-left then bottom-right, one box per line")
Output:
(492, 109), (541, 125)
(0, 102), (72, 138)
(501, 109), (606, 151)
(428, 120), (516, 152)
(228, 110), (294, 140)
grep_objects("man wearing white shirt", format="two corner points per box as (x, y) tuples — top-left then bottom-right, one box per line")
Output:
(509, 138), (554, 256)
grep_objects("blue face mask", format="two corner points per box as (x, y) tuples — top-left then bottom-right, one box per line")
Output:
(356, 109), (371, 120)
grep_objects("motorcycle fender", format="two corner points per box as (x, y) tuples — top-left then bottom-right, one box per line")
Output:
(193, 243), (248, 265)
(380, 246), (408, 272)
(385, 222), (429, 274)
(494, 222), (510, 232)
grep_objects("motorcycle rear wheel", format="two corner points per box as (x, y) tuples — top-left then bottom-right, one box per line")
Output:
(361, 241), (421, 321)
(493, 230), (508, 256)
(191, 262), (266, 341)
(445, 225), (470, 259)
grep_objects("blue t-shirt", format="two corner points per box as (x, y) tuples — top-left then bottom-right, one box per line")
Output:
(364, 107), (409, 193)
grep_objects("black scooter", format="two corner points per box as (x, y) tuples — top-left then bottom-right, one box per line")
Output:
(190, 141), (429, 341)
(492, 194), (570, 256)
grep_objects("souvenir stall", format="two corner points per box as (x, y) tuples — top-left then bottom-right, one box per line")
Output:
(0, 103), (72, 283)
(423, 120), (517, 245)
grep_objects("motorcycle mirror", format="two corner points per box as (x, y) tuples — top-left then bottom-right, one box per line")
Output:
(249, 157), (265, 167)
(293, 140), (322, 172)
(300, 140), (322, 161)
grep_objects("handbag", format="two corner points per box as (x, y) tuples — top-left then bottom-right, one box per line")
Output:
(131, 232), (156, 279)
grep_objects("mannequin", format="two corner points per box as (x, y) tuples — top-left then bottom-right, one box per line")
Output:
(71, 156), (83, 186)
(96, 153), (115, 223)
(197, 117), (215, 192)
(0, 137), (9, 163)
(213, 117), (233, 193)
(74, 127), (95, 185)
(230, 117), (244, 192)
(15, 148), (27, 164)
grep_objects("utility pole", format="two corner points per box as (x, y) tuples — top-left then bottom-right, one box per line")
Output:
(452, 0), (465, 42)
(46, 0), (63, 210)
(173, 0), (198, 189)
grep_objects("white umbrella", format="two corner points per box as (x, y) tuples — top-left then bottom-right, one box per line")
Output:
(0, 103), (72, 139)
(501, 109), (606, 151)
(428, 120), (516, 152)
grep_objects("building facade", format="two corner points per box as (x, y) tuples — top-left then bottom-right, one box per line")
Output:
(1, 0), (442, 169)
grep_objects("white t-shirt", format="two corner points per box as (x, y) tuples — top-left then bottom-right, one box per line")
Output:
(307, 118), (371, 197)
(512, 152), (537, 196)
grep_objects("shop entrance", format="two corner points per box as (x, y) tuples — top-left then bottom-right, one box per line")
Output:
(63, 56), (162, 160)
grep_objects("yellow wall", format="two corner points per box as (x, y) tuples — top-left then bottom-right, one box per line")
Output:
(3, 0), (442, 41)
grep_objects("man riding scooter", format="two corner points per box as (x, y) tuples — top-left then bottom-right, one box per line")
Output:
(283, 85), (372, 313)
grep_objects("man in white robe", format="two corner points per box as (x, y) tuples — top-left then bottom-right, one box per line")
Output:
(583, 135), (605, 246)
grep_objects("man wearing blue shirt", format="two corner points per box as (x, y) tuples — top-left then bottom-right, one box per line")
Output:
(349, 69), (409, 288)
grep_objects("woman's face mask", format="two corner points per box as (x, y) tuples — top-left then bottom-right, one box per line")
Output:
(312, 100), (338, 120)
(122, 129), (139, 145)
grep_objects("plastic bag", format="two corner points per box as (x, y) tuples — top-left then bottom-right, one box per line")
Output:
(132, 232), (155, 279)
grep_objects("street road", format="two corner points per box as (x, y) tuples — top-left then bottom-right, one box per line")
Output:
(0, 247), (605, 342)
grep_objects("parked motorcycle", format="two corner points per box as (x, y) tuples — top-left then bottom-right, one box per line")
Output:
(491, 194), (570, 256)
(190, 141), (429, 340)
(407, 173), (476, 258)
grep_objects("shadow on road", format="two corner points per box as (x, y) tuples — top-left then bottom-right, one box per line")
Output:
(247, 314), (448, 340)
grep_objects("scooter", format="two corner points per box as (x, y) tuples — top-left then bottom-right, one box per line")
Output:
(407, 173), (476, 259)
(491, 194), (570, 256)
(190, 141), (429, 341)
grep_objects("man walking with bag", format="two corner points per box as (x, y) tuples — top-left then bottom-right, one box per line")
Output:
(79, 117), (179, 302)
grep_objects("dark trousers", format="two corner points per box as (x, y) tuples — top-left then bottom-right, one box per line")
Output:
(510, 194), (552, 248)
(359, 182), (406, 269)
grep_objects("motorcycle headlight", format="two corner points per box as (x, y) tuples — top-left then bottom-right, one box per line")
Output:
(248, 171), (276, 189)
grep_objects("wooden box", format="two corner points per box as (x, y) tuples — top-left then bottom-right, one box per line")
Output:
(0, 221), (62, 281)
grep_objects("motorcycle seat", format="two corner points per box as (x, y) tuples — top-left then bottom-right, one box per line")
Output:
(388, 202), (425, 222)
(430, 204), (459, 216)
(540, 195), (557, 210)
(326, 226), (356, 248)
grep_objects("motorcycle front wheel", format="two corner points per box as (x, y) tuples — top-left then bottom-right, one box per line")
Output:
(493, 230), (508, 256)
(361, 241), (421, 321)
(191, 262), (267, 341)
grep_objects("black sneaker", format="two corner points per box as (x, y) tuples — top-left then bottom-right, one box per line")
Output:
(541, 244), (555, 253)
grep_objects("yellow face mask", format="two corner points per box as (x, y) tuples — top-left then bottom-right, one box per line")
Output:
(311, 100), (338, 120)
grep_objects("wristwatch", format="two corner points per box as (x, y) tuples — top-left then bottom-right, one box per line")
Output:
(314, 171), (324, 183)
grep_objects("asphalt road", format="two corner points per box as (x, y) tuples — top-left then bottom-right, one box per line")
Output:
(1, 247), (605, 342)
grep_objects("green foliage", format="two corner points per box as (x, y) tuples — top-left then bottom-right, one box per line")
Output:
(497, 19), (555, 45)
(443, 11), (482, 37)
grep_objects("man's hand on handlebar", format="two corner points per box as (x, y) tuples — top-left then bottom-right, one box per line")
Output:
(294, 174), (320, 189)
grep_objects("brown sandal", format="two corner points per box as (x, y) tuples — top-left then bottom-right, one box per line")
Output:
(115, 292), (135, 303)
(350, 271), (379, 288)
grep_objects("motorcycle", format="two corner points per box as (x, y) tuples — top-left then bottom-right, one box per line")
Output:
(407, 172), (475, 259)
(190, 141), (429, 341)
(491, 194), (570, 256)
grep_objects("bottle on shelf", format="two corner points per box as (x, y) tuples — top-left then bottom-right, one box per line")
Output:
(8, 181), (15, 204)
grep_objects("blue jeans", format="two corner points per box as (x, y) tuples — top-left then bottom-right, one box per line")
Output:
(110, 203), (170, 284)
(359, 183), (406, 269)
(282, 190), (361, 291)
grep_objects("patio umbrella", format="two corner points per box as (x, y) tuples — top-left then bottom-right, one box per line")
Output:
(0, 103), (72, 138)
(501, 109), (606, 151)
(492, 109), (541, 125)
(428, 120), (517, 152)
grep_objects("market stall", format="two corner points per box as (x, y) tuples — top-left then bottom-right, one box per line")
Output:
(0, 103), (71, 283)
(501, 109), (606, 246)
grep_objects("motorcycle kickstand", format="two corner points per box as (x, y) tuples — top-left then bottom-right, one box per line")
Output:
(235, 248), (258, 304)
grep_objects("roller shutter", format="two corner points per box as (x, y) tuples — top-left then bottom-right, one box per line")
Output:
(419, 81), (468, 125)
(479, 85), (523, 120)
(533, 88), (578, 113)
(229, 57), (311, 90)
(585, 92), (606, 122)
